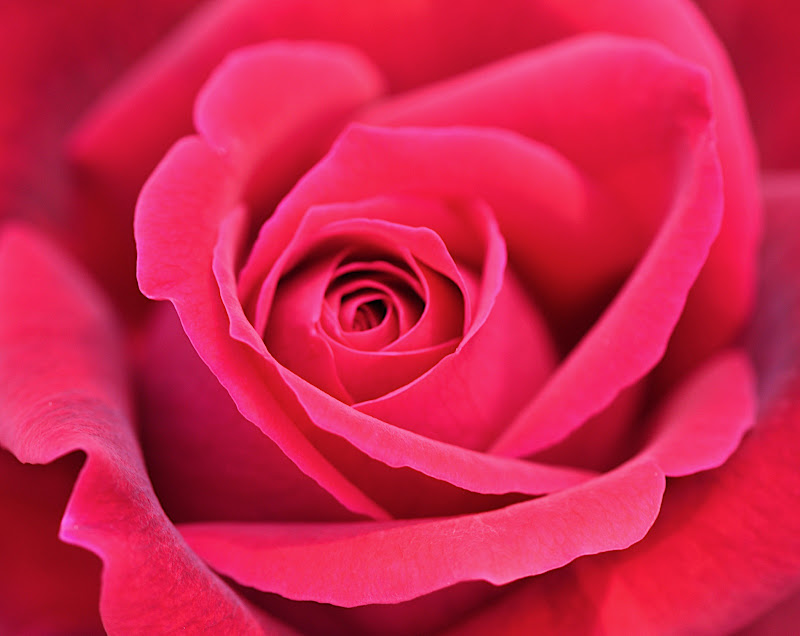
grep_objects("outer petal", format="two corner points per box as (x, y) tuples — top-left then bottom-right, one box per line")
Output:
(0, 0), (204, 314)
(179, 460), (664, 606)
(532, 0), (761, 386)
(443, 174), (800, 635)
(0, 450), (103, 635)
(737, 585), (800, 636)
(491, 110), (722, 457)
(637, 350), (756, 477)
(697, 0), (800, 169)
(0, 227), (289, 634)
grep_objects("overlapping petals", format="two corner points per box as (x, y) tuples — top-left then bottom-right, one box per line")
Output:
(72, 0), (759, 382)
(0, 228), (294, 634)
(133, 29), (759, 608)
(440, 177), (800, 636)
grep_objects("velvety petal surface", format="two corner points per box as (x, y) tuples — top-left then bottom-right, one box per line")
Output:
(697, 0), (800, 169)
(491, 112), (722, 457)
(212, 203), (594, 506)
(0, 0), (204, 313)
(362, 36), (713, 307)
(179, 460), (665, 606)
(0, 450), (103, 635)
(135, 304), (364, 524)
(136, 137), (389, 521)
(0, 227), (288, 634)
(69, 0), (759, 368)
(442, 174), (800, 635)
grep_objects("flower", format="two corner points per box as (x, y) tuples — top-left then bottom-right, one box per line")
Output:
(1, 1), (799, 634)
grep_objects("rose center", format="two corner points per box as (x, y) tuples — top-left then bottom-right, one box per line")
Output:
(348, 296), (388, 331)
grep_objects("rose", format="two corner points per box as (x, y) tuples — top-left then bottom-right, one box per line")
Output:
(1, 2), (799, 634)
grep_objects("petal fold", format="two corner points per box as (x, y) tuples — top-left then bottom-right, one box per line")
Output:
(180, 460), (664, 606)
(0, 227), (285, 634)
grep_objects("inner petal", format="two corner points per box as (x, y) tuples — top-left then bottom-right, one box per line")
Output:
(341, 292), (389, 332)
(322, 259), (426, 350)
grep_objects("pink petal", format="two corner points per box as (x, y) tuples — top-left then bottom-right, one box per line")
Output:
(0, 0), (202, 311)
(136, 304), (364, 524)
(442, 174), (800, 635)
(490, 106), (722, 457)
(537, 0), (760, 384)
(0, 450), (103, 635)
(194, 40), (384, 192)
(529, 382), (646, 472)
(137, 138), (389, 520)
(212, 203), (589, 507)
(359, 266), (556, 450)
(695, 0), (800, 169)
(639, 349), (756, 477)
(0, 227), (287, 634)
(179, 460), (664, 606)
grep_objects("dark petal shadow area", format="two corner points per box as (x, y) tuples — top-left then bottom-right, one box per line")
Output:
(0, 449), (103, 635)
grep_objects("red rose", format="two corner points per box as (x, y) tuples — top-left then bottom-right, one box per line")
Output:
(1, 1), (798, 634)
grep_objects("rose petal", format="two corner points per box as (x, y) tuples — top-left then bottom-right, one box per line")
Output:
(66, 0), (569, 195)
(362, 36), (713, 307)
(737, 585), (800, 636)
(694, 0), (800, 169)
(359, 265), (556, 450)
(136, 304), (364, 523)
(213, 204), (588, 504)
(136, 138), (390, 521)
(0, 450), (103, 635)
(0, 0), (202, 311)
(442, 174), (800, 635)
(537, 0), (760, 383)
(179, 460), (664, 606)
(194, 40), (385, 193)
(0, 227), (288, 634)
(638, 349), (756, 477)
(491, 108), (722, 457)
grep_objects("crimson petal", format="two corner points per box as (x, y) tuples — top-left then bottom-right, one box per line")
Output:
(0, 227), (289, 634)
(179, 460), (664, 606)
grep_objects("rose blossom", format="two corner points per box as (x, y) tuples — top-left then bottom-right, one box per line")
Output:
(1, 1), (799, 634)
